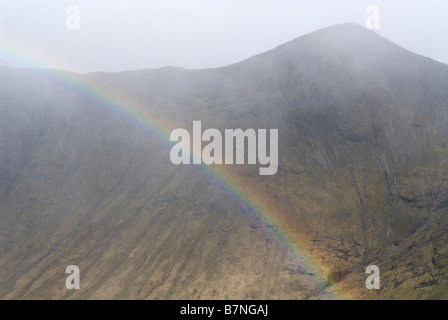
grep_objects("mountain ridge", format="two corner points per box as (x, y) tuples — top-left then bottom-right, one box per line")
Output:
(0, 23), (447, 299)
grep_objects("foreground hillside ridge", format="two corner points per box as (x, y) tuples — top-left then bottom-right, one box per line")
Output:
(0, 23), (447, 299)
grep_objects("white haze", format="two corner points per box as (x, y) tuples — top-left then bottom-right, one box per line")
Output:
(0, 0), (447, 73)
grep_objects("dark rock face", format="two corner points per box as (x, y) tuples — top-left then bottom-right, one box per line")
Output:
(0, 23), (447, 299)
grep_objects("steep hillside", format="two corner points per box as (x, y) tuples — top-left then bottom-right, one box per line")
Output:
(0, 23), (447, 299)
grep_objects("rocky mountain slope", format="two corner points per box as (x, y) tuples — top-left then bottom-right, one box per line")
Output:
(0, 23), (447, 299)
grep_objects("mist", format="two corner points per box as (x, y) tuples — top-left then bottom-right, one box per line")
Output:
(0, 0), (447, 73)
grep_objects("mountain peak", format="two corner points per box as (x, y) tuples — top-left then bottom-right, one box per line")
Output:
(311, 22), (372, 34)
(237, 21), (435, 80)
(321, 22), (370, 31)
(229, 22), (405, 76)
(277, 22), (383, 53)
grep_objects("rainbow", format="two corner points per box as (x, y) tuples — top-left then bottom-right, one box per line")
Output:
(0, 42), (350, 299)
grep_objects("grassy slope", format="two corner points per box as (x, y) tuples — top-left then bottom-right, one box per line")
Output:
(1, 24), (448, 299)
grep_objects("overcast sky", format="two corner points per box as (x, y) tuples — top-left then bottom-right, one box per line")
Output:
(0, 0), (447, 73)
